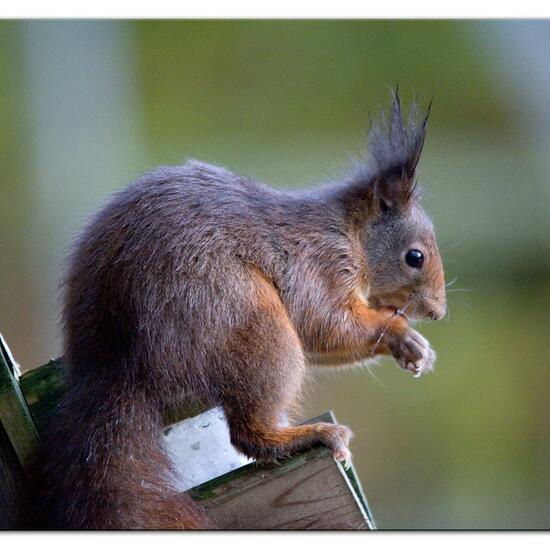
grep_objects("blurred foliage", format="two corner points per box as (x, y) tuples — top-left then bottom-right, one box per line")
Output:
(135, 21), (512, 139)
(0, 20), (549, 528)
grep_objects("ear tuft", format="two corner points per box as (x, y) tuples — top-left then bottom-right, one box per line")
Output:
(364, 89), (431, 211)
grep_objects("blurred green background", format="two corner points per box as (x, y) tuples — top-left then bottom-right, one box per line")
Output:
(1, 20), (549, 529)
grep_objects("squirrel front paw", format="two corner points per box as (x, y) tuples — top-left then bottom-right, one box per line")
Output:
(387, 327), (436, 377)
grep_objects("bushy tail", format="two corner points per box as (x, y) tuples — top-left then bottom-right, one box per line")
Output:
(21, 378), (213, 529)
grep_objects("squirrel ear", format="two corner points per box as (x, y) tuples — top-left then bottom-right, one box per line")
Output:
(374, 172), (413, 213)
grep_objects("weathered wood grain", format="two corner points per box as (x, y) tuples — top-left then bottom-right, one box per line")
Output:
(190, 445), (372, 530)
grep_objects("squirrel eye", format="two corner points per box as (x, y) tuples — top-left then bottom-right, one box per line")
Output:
(405, 249), (424, 269)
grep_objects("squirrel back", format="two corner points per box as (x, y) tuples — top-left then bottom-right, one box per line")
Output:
(23, 92), (445, 529)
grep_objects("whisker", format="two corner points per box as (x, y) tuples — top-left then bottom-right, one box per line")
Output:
(438, 236), (468, 252)
(369, 299), (413, 357)
(447, 298), (474, 311)
(445, 303), (451, 322)
(364, 362), (385, 388)
(396, 300), (414, 322)
(445, 275), (459, 288)
(369, 326), (389, 358)
(446, 288), (472, 293)
(437, 237), (454, 250)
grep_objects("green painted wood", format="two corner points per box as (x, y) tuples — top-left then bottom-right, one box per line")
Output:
(19, 357), (207, 435)
(163, 399), (208, 428)
(0, 334), (39, 477)
(18, 358), (65, 436)
(345, 459), (376, 529)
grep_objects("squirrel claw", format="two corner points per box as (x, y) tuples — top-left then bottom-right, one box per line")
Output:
(392, 328), (435, 378)
(406, 361), (422, 377)
(332, 447), (352, 470)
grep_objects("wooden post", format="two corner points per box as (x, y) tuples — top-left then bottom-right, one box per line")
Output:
(0, 334), (39, 476)
(0, 334), (39, 527)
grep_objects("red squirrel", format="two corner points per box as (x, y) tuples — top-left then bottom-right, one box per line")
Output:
(24, 91), (446, 529)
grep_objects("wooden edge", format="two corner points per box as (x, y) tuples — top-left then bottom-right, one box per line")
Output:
(18, 359), (66, 436)
(312, 411), (376, 529)
(0, 334), (40, 477)
(19, 358), (208, 435)
(344, 459), (376, 529)
(189, 444), (333, 503)
(189, 410), (376, 529)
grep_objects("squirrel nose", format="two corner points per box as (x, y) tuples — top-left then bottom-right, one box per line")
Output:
(427, 303), (446, 321)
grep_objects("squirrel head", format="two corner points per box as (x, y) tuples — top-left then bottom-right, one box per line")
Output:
(364, 199), (446, 322)
(347, 90), (446, 321)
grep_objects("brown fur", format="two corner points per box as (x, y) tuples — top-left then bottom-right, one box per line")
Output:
(22, 92), (445, 529)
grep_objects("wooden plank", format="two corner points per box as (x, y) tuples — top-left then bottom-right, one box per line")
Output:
(19, 358), (207, 435)
(17, 358), (65, 436)
(304, 411), (375, 525)
(189, 411), (375, 530)
(0, 334), (39, 477)
(190, 445), (371, 530)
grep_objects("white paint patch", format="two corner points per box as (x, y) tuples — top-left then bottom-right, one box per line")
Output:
(163, 407), (252, 491)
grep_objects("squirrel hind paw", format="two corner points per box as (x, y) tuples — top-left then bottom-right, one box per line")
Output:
(332, 447), (352, 470)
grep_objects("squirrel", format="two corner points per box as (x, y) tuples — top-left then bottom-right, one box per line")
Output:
(23, 90), (446, 529)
